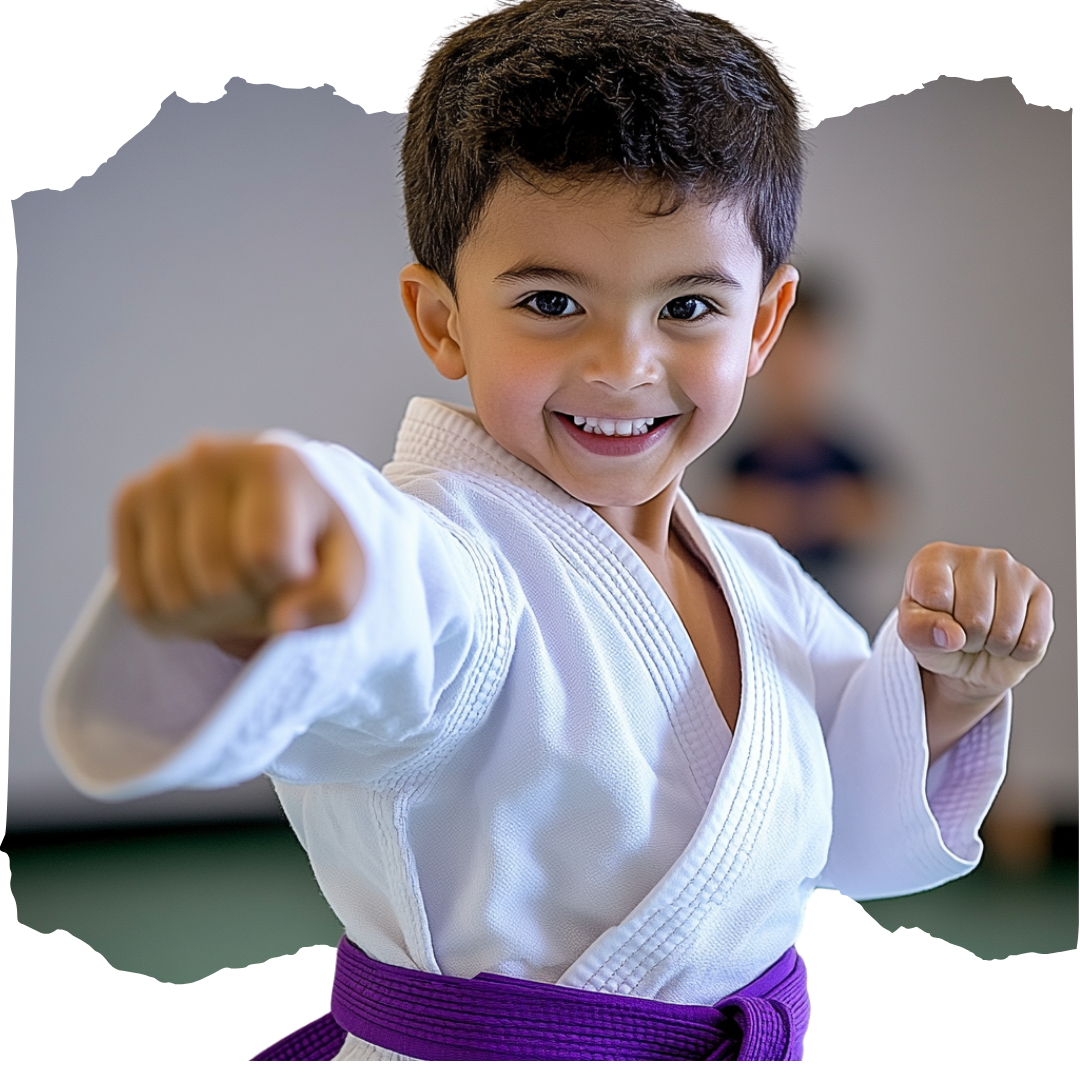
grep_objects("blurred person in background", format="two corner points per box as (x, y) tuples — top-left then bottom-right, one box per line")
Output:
(704, 273), (895, 619)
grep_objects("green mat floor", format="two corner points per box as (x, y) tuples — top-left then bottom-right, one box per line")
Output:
(5, 821), (1077, 984)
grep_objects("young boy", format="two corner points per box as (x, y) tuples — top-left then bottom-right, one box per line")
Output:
(44, 0), (1052, 1061)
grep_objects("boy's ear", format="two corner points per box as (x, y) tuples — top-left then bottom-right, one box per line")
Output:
(399, 263), (467, 380)
(747, 264), (800, 378)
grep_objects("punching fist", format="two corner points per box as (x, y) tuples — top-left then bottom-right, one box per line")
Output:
(113, 439), (366, 658)
(896, 541), (1053, 758)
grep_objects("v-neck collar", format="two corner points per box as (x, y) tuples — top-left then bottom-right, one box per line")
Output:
(391, 397), (762, 805)
(389, 397), (785, 996)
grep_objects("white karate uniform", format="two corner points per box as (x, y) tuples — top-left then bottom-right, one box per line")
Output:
(44, 398), (1009, 1061)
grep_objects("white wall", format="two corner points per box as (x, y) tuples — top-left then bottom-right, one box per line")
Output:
(9, 80), (471, 829)
(10, 74), (1074, 828)
(687, 76), (1075, 819)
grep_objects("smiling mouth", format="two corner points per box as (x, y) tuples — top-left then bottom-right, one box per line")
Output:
(557, 413), (673, 437)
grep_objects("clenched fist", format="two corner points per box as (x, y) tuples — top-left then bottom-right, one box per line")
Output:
(113, 438), (366, 658)
(896, 541), (1053, 760)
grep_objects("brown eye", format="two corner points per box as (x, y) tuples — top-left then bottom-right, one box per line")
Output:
(660, 296), (713, 321)
(523, 291), (582, 317)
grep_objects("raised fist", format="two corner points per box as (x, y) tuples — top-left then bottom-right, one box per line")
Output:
(898, 541), (1052, 691)
(113, 438), (366, 657)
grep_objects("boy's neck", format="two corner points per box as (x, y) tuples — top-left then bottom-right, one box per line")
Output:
(590, 475), (683, 560)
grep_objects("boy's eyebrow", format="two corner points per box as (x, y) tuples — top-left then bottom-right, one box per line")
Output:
(492, 265), (744, 293)
(659, 270), (743, 292)
(493, 264), (595, 290)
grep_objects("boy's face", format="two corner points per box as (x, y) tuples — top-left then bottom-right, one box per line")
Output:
(401, 177), (797, 512)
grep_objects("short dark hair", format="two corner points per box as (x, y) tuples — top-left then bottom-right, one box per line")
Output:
(401, 0), (804, 293)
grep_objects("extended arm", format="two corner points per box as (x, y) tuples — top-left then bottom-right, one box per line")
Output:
(44, 436), (499, 799)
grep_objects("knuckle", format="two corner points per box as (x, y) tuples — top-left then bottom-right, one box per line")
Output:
(1011, 638), (1042, 662)
(989, 547), (1014, 570)
(146, 456), (180, 488)
(184, 444), (221, 482)
(919, 585), (953, 610)
(186, 434), (223, 457)
(985, 624), (1020, 655)
(186, 433), (247, 460)
(252, 442), (301, 483)
(919, 540), (950, 558)
(961, 612), (992, 638)
(238, 529), (296, 585)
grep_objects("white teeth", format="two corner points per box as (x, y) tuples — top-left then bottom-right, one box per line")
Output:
(571, 415), (659, 437)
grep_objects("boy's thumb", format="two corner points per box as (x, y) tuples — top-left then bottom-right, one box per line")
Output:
(897, 598), (966, 655)
(268, 517), (366, 633)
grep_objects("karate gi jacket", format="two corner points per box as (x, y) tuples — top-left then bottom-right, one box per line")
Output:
(45, 397), (1010, 1035)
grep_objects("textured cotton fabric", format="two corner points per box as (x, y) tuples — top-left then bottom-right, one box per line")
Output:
(45, 398), (1009, 1060)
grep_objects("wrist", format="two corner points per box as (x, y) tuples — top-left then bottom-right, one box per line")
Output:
(920, 668), (1005, 764)
(919, 666), (1005, 712)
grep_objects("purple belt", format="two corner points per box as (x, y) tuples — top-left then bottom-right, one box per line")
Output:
(254, 937), (808, 1061)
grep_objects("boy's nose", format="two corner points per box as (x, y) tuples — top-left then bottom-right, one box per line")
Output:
(579, 330), (663, 392)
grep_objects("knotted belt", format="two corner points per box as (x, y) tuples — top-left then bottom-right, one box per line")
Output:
(253, 937), (809, 1061)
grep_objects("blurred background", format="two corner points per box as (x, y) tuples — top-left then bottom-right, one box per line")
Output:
(5, 74), (1075, 982)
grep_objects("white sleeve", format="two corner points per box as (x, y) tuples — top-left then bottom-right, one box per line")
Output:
(807, 587), (1010, 900)
(43, 437), (511, 801)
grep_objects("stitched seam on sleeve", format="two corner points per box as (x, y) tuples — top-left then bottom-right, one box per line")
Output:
(372, 513), (514, 970)
(882, 622), (948, 880)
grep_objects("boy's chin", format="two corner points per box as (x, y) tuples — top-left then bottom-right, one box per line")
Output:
(478, 424), (682, 511)
(553, 474), (679, 513)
